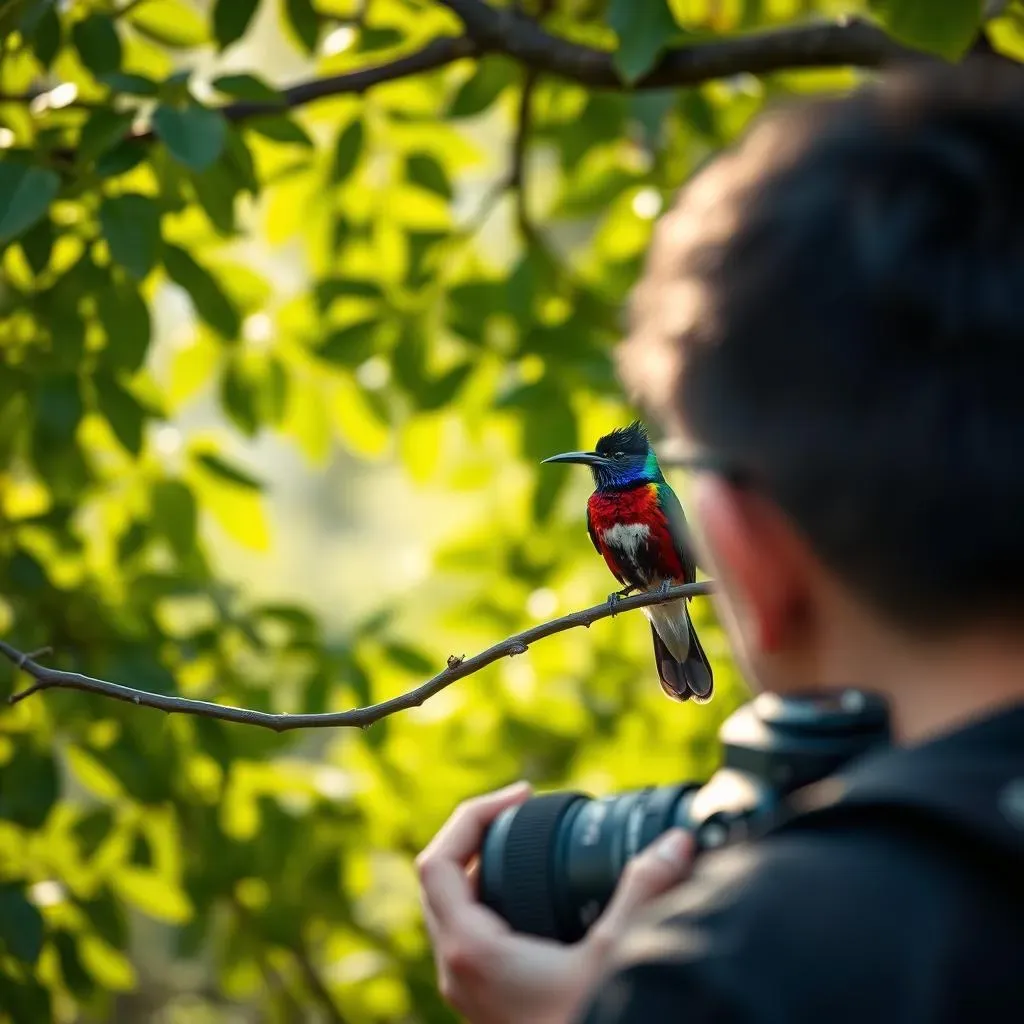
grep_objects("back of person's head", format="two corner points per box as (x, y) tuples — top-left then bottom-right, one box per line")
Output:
(620, 57), (1024, 636)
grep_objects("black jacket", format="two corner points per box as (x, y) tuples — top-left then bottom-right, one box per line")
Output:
(577, 703), (1024, 1023)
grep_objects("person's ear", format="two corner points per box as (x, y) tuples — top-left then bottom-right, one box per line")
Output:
(692, 478), (810, 654)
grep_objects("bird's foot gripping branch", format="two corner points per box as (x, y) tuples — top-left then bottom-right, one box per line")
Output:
(0, 582), (714, 733)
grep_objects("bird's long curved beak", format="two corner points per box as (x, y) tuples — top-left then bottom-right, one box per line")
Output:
(541, 450), (610, 467)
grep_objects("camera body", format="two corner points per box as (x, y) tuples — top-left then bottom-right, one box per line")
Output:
(479, 690), (891, 943)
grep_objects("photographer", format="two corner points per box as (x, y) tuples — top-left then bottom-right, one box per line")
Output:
(417, 58), (1024, 1023)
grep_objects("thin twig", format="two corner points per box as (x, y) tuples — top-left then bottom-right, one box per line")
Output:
(0, 582), (713, 732)
(219, 36), (478, 120)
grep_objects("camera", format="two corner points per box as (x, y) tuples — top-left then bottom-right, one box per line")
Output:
(479, 689), (890, 943)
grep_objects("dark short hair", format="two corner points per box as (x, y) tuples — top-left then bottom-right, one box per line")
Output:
(619, 58), (1024, 630)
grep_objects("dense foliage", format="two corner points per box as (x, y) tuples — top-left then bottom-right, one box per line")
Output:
(0, 0), (1018, 1019)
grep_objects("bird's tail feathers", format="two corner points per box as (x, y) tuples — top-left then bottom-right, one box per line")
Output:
(651, 618), (714, 705)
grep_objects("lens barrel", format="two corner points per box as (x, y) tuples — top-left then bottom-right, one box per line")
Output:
(479, 690), (890, 943)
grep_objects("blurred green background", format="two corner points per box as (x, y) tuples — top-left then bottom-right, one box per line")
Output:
(0, 0), (1019, 1020)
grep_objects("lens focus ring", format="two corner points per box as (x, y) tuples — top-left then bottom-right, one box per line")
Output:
(490, 792), (584, 941)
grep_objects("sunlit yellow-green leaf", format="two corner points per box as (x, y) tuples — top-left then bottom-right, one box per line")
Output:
(167, 331), (223, 408)
(399, 415), (445, 483)
(331, 373), (391, 458)
(65, 747), (124, 801)
(128, 0), (208, 49)
(78, 936), (137, 991)
(115, 869), (192, 923)
(192, 470), (271, 550)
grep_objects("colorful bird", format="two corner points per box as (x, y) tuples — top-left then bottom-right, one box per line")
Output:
(543, 421), (713, 703)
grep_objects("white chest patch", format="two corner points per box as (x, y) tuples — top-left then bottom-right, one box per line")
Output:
(600, 522), (651, 565)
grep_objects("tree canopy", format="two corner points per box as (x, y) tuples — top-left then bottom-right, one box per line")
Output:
(0, 0), (1020, 1020)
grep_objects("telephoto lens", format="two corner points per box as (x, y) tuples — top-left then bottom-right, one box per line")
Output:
(478, 689), (890, 943)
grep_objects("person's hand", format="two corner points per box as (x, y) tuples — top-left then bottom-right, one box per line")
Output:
(417, 781), (694, 1024)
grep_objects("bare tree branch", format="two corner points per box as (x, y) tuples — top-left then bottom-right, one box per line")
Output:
(0, 582), (713, 732)
(439, 2), (931, 88)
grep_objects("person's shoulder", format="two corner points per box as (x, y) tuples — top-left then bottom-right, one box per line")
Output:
(631, 823), (944, 957)
(575, 827), (971, 1024)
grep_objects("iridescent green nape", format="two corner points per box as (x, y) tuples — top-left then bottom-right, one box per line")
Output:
(643, 447), (664, 481)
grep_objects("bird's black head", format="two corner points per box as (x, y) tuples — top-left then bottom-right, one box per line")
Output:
(542, 421), (663, 490)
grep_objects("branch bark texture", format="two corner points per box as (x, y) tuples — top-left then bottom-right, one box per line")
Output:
(1, 582), (714, 732)
(438, 3), (928, 88)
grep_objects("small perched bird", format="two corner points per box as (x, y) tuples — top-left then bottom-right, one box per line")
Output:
(543, 421), (713, 703)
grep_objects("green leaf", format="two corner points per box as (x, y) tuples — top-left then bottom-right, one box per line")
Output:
(150, 479), (196, 561)
(391, 323), (425, 392)
(0, 741), (59, 829)
(868, 0), (982, 60)
(98, 277), (151, 373)
(94, 372), (147, 454)
(163, 244), (240, 339)
(190, 161), (241, 235)
(100, 193), (161, 280)
(608, 0), (679, 84)
(128, 0), (208, 48)
(330, 118), (364, 184)
(283, 0), (319, 53)
(20, 215), (53, 275)
(30, 4), (61, 68)
(153, 104), (227, 172)
(630, 89), (675, 148)
(223, 125), (259, 194)
(221, 358), (259, 435)
(47, 288), (87, 366)
(99, 71), (161, 96)
(213, 0), (260, 50)
(317, 319), (381, 367)
(678, 88), (717, 139)
(406, 152), (452, 199)
(117, 870), (192, 922)
(522, 379), (577, 520)
(260, 359), (288, 428)
(74, 807), (114, 858)
(19, 0), (55, 38)
(79, 108), (134, 162)
(77, 887), (127, 949)
(130, 831), (153, 866)
(449, 58), (513, 118)
(419, 364), (473, 411)
(314, 276), (383, 312)
(96, 139), (147, 178)
(72, 14), (122, 76)
(0, 887), (44, 965)
(54, 931), (94, 998)
(35, 373), (82, 449)
(0, 161), (60, 246)
(247, 113), (313, 147)
(194, 451), (264, 490)
(362, 25), (406, 50)
(212, 73), (283, 105)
